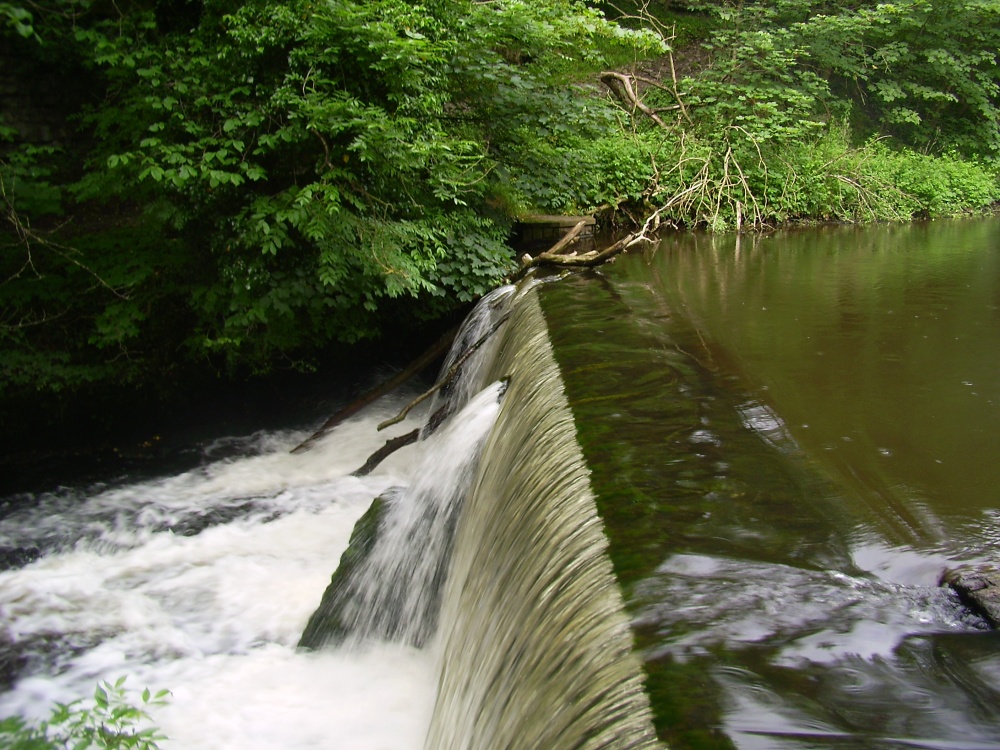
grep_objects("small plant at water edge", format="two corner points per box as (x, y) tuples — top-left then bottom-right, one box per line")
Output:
(0, 677), (170, 750)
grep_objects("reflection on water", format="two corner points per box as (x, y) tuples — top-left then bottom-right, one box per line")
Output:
(657, 220), (1000, 540)
(539, 218), (1000, 749)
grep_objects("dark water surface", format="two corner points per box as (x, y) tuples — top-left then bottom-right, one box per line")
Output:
(539, 218), (1000, 749)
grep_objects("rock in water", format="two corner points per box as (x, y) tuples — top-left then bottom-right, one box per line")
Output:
(942, 564), (1000, 627)
(298, 491), (392, 650)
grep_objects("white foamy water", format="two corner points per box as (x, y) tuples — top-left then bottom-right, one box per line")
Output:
(0, 395), (439, 750)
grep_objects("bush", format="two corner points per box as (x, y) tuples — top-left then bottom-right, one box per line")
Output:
(0, 678), (169, 750)
(0, 0), (662, 396)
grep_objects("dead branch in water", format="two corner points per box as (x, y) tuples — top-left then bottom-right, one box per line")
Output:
(290, 325), (458, 453)
(352, 429), (420, 477)
(543, 219), (590, 256)
(516, 211), (665, 277)
(376, 312), (511, 431)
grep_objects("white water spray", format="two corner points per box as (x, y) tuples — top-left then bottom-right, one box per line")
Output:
(0, 395), (437, 750)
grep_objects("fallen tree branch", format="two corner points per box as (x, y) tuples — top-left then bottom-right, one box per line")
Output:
(601, 71), (669, 129)
(544, 219), (589, 256)
(377, 312), (511, 431)
(519, 223), (658, 273)
(290, 325), (458, 453)
(351, 429), (419, 477)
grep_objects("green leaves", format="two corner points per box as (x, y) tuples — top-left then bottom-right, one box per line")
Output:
(0, 0), (649, 393)
(780, 0), (1000, 156)
(666, 0), (1000, 159)
(0, 2), (35, 40)
(50, 0), (642, 371)
(0, 677), (170, 750)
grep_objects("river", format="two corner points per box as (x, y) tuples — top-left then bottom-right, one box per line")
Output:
(2, 217), (999, 749)
(541, 217), (1000, 748)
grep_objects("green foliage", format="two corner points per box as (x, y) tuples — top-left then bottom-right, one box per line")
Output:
(576, 119), (999, 230)
(0, 0), (658, 396)
(579, 133), (659, 208)
(793, 0), (1000, 157)
(862, 144), (1000, 217)
(0, 677), (169, 750)
(584, 0), (1000, 231)
(681, 0), (1000, 158)
(680, 13), (833, 146)
(0, 2), (36, 40)
(3, 0), (999, 404)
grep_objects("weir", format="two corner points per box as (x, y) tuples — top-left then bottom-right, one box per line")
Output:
(425, 287), (661, 750)
(302, 283), (661, 749)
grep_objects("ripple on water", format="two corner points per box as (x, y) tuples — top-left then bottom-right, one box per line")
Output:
(633, 553), (985, 665)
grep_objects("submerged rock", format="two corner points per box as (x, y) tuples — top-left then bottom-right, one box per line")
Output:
(0, 546), (41, 571)
(298, 491), (391, 650)
(0, 633), (25, 691)
(942, 564), (1000, 627)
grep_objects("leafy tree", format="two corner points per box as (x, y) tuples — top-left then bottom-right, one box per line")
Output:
(0, 0), (660, 397)
(0, 3), (35, 39)
(584, 0), (998, 231)
(3, 0), (998, 408)
(0, 677), (169, 750)
(786, 0), (1000, 157)
(665, 0), (1000, 157)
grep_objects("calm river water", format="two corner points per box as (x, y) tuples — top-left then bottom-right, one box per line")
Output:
(541, 217), (1000, 749)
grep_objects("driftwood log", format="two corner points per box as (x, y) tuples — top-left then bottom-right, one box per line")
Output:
(515, 222), (658, 280)
(343, 312), (511, 472)
(297, 216), (653, 460)
(290, 325), (458, 453)
(376, 312), (511, 431)
(351, 429), (420, 477)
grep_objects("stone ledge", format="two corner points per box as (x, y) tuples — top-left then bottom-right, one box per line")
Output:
(513, 214), (597, 249)
(942, 564), (1000, 627)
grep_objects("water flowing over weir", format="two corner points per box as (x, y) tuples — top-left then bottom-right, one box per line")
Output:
(0, 279), (660, 748)
(301, 282), (662, 748)
(425, 288), (661, 750)
(12, 221), (999, 748)
(298, 383), (508, 649)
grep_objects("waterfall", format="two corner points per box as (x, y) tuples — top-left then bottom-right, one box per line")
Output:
(425, 287), (662, 750)
(301, 282), (661, 748)
(0, 279), (660, 749)
(298, 285), (514, 649)
(298, 381), (507, 649)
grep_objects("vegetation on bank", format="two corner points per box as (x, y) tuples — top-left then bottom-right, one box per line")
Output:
(1, 0), (999, 409)
(581, 0), (1000, 232)
(0, 677), (169, 750)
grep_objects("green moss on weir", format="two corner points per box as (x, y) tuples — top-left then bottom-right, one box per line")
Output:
(298, 493), (389, 650)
